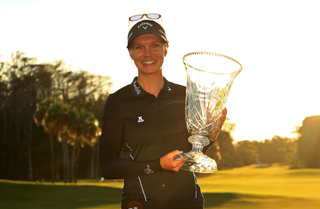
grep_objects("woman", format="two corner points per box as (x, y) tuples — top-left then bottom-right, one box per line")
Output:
(100, 14), (227, 209)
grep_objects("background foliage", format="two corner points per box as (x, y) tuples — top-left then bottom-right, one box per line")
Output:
(0, 52), (112, 181)
(1, 51), (320, 182)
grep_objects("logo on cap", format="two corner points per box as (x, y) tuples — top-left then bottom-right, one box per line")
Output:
(159, 29), (165, 36)
(128, 32), (133, 39)
(137, 22), (153, 30)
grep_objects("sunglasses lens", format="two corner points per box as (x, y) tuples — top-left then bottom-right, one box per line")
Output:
(129, 15), (143, 21)
(147, 14), (160, 19)
(129, 14), (161, 22)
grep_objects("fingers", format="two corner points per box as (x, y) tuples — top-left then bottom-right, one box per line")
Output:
(160, 150), (185, 172)
(223, 107), (227, 115)
(209, 107), (227, 142)
(218, 107), (227, 128)
(209, 126), (221, 142)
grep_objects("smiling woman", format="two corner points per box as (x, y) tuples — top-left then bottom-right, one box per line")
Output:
(99, 14), (227, 209)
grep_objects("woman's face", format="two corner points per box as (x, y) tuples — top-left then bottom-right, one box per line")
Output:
(129, 33), (168, 76)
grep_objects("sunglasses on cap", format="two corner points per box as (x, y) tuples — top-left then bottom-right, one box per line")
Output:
(128, 13), (163, 32)
(129, 13), (161, 22)
(127, 13), (168, 48)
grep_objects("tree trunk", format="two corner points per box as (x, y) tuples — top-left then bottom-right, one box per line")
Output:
(65, 140), (71, 183)
(95, 140), (101, 179)
(15, 111), (22, 170)
(26, 126), (33, 180)
(91, 143), (100, 179)
(28, 115), (34, 181)
(23, 114), (33, 181)
(49, 134), (55, 183)
(26, 141), (33, 180)
(60, 132), (68, 183)
(59, 129), (71, 183)
(71, 136), (78, 183)
(75, 144), (79, 183)
(3, 105), (7, 141)
(56, 134), (60, 180)
(90, 145), (95, 179)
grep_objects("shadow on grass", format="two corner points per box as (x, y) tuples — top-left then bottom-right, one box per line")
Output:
(2, 181), (319, 209)
(204, 192), (286, 208)
(0, 181), (261, 209)
(0, 181), (123, 209)
(204, 193), (240, 207)
(253, 164), (272, 169)
(204, 192), (320, 209)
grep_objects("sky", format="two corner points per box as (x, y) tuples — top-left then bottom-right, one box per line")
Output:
(1, 0), (320, 142)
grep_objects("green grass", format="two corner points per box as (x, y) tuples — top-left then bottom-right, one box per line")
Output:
(198, 164), (320, 208)
(0, 180), (122, 209)
(1, 164), (320, 209)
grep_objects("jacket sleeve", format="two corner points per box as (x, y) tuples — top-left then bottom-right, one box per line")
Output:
(99, 94), (163, 179)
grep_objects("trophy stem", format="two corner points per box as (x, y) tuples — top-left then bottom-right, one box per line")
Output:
(176, 135), (217, 173)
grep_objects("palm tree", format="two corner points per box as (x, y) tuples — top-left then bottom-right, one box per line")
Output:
(68, 108), (80, 183)
(33, 97), (56, 182)
(68, 108), (101, 182)
(44, 100), (72, 183)
(82, 112), (101, 180)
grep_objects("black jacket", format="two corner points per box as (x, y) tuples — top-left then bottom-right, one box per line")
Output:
(100, 77), (206, 209)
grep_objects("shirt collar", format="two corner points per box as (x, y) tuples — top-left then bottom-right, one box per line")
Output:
(130, 77), (173, 97)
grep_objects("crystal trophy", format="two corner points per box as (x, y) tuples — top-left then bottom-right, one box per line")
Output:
(175, 52), (242, 173)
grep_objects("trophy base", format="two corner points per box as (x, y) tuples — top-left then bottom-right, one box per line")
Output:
(175, 152), (217, 173)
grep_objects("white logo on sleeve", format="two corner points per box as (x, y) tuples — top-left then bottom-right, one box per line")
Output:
(137, 116), (144, 123)
(144, 165), (154, 174)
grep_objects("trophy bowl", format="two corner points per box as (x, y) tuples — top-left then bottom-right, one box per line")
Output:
(175, 52), (242, 173)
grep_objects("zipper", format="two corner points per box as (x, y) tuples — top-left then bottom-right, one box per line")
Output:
(125, 143), (147, 201)
(126, 143), (134, 160)
(138, 176), (147, 202)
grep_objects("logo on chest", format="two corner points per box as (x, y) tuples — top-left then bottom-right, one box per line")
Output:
(137, 116), (144, 123)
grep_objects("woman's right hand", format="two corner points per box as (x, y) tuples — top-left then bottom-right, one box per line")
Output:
(160, 150), (186, 172)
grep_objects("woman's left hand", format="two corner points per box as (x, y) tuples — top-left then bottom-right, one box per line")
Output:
(208, 107), (227, 142)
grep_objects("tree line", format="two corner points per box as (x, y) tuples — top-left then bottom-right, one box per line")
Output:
(1, 51), (319, 182)
(206, 116), (320, 170)
(0, 51), (112, 182)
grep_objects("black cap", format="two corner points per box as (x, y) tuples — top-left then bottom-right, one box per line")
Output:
(127, 20), (169, 48)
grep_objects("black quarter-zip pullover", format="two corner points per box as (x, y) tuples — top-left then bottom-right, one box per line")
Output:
(100, 77), (209, 209)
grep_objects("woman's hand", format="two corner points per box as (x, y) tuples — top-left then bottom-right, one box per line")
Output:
(208, 107), (227, 142)
(160, 150), (185, 172)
